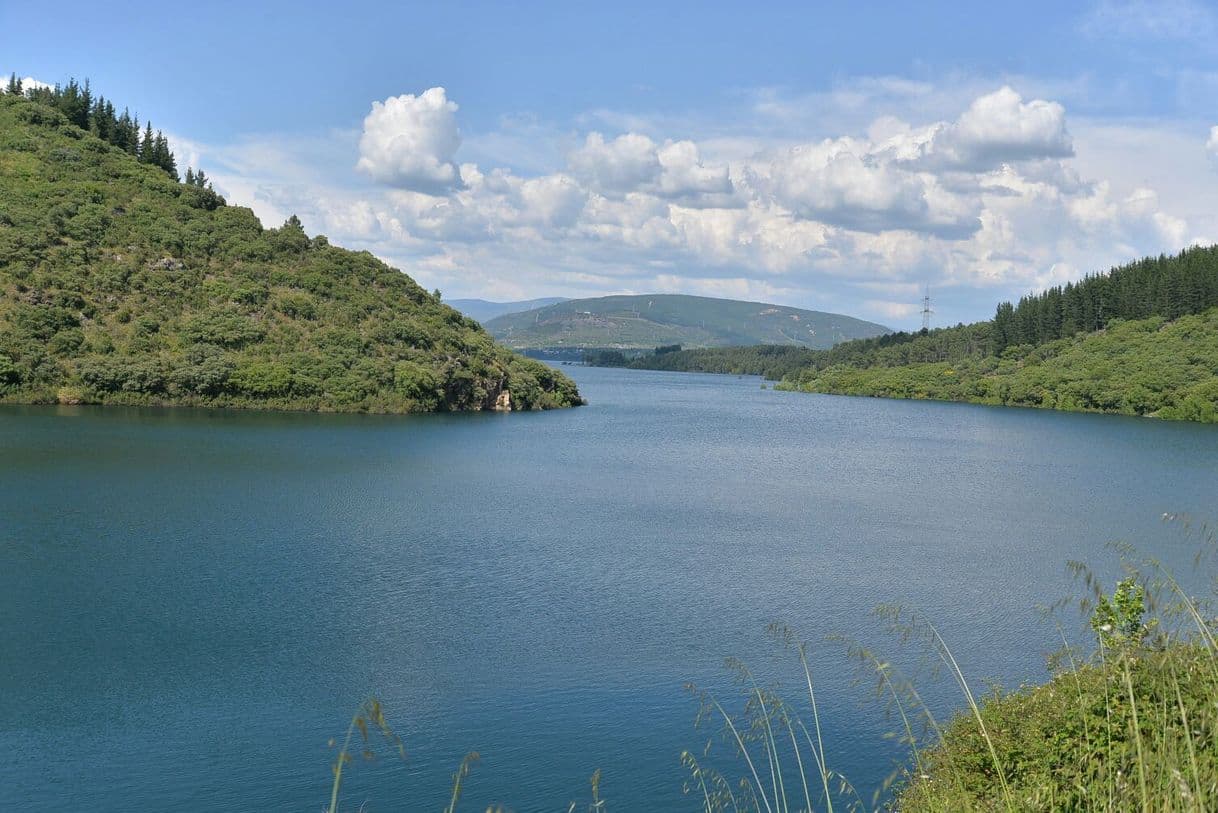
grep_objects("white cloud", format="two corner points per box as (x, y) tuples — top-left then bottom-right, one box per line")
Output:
(760, 137), (981, 236)
(568, 132), (661, 194)
(516, 174), (587, 228)
(188, 79), (1203, 328)
(1208, 125), (1218, 160)
(356, 88), (463, 193)
(917, 86), (1073, 171)
(567, 133), (735, 205)
(656, 140), (733, 200)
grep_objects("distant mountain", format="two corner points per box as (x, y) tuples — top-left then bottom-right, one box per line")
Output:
(485, 294), (891, 350)
(449, 297), (570, 323)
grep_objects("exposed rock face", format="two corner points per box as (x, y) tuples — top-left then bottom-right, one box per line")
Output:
(493, 390), (512, 411)
(148, 257), (185, 271)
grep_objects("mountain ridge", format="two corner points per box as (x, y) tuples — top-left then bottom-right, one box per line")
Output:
(485, 293), (890, 350)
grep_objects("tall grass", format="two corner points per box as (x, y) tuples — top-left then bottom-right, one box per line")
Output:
(323, 516), (1218, 811)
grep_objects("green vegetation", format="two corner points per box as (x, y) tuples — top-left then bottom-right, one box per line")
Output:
(673, 522), (1218, 812)
(784, 310), (1218, 422)
(486, 294), (890, 351)
(0, 84), (582, 413)
(592, 343), (823, 379)
(12, 74), (182, 179)
(894, 541), (1218, 812)
(898, 642), (1218, 811)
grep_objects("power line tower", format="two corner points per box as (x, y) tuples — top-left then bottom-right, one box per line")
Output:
(921, 286), (933, 332)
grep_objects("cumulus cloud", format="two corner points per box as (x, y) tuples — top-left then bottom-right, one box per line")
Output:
(656, 140), (733, 200)
(568, 132), (660, 193)
(761, 137), (981, 236)
(917, 86), (1073, 170)
(197, 80), (1204, 327)
(568, 133), (734, 204)
(356, 88), (463, 193)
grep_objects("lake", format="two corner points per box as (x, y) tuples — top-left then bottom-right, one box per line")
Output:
(3, 366), (1218, 811)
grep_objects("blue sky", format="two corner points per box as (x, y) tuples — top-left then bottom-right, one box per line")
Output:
(6, 1), (1218, 328)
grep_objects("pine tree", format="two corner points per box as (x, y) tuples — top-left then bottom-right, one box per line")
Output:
(153, 131), (178, 179)
(5, 73), (21, 96)
(140, 121), (155, 162)
(79, 79), (93, 129)
(992, 302), (1014, 354)
(90, 95), (115, 142)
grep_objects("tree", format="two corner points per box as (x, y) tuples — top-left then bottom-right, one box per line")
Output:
(991, 301), (1014, 354)
(5, 73), (21, 96)
(140, 121), (155, 162)
(153, 131), (177, 179)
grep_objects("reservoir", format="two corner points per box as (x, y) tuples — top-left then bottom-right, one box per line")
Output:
(3, 366), (1217, 810)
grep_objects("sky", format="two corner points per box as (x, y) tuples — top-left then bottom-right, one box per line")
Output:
(5, 0), (1218, 328)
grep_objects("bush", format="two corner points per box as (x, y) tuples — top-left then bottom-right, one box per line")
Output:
(228, 360), (293, 397)
(182, 310), (266, 348)
(393, 361), (441, 409)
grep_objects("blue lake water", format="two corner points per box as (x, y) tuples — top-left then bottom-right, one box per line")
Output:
(4, 365), (1218, 811)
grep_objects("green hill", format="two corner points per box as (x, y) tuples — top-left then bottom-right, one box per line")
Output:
(484, 294), (890, 350)
(0, 88), (581, 413)
(767, 245), (1218, 422)
(783, 308), (1218, 422)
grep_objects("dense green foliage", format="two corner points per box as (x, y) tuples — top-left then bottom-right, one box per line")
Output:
(991, 247), (1218, 353)
(13, 74), (182, 179)
(897, 642), (1218, 811)
(896, 565), (1217, 812)
(782, 310), (1218, 422)
(0, 90), (582, 412)
(598, 343), (824, 378)
(595, 322), (993, 377)
(787, 245), (1218, 374)
(486, 293), (890, 350)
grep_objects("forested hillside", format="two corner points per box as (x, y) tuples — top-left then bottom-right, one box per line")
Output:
(0, 81), (582, 412)
(785, 310), (1218, 422)
(773, 246), (1218, 421)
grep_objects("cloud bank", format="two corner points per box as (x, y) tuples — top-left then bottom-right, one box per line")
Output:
(189, 80), (1207, 326)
